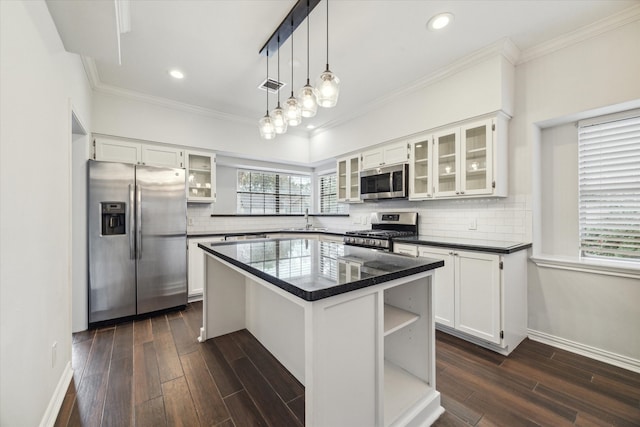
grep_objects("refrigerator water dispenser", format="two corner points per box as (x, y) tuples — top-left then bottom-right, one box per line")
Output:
(101, 202), (126, 235)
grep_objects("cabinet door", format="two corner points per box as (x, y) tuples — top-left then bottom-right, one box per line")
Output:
(94, 138), (141, 164)
(383, 142), (409, 166)
(409, 138), (433, 200)
(337, 158), (348, 202)
(433, 128), (460, 197)
(460, 119), (493, 196)
(418, 247), (454, 328)
(141, 144), (183, 168)
(348, 156), (361, 201)
(455, 251), (501, 344)
(187, 151), (216, 203)
(361, 149), (383, 170)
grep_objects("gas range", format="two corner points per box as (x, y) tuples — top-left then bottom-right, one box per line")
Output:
(344, 212), (418, 251)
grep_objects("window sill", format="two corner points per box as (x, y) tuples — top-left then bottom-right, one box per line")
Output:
(530, 254), (640, 280)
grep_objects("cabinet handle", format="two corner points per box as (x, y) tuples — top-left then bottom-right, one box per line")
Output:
(460, 191), (465, 194)
(455, 191), (460, 195)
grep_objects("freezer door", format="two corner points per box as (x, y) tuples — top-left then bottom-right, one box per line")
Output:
(88, 160), (137, 323)
(135, 165), (187, 314)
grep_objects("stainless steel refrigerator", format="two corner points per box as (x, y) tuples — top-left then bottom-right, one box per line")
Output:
(88, 160), (187, 325)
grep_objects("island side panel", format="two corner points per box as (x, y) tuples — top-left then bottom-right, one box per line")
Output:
(245, 277), (306, 384)
(202, 254), (247, 339)
(307, 291), (381, 427)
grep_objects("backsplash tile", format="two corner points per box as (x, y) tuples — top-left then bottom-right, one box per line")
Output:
(187, 195), (532, 243)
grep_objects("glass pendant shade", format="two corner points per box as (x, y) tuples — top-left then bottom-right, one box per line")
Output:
(316, 67), (340, 108)
(271, 104), (288, 134)
(298, 82), (318, 118)
(285, 95), (302, 126)
(258, 113), (276, 140)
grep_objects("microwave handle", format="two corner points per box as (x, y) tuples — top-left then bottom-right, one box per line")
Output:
(390, 172), (394, 193)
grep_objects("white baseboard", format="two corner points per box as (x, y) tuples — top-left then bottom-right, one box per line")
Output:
(39, 361), (73, 427)
(527, 329), (640, 374)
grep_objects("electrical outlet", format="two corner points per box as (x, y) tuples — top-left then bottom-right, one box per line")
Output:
(188, 218), (194, 226)
(468, 218), (477, 230)
(52, 341), (57, 368)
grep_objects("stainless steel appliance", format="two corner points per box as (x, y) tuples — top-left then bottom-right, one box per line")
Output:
(360, 163), (408, 200)
(88, 160), (187, 325)
(344, 212), (418, 251)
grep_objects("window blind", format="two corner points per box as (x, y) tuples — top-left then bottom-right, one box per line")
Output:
(237, 170), (311, 214)
(319, 173), (346, 214)
(578, 112), (640, 261)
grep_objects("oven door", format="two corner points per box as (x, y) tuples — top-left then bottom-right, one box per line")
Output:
(359, 164), (408, 200)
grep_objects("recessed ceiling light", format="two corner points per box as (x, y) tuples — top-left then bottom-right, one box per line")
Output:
(427, 12), (454, 31)
(306, 124), (316, 130)
(169, 69), (184, 79)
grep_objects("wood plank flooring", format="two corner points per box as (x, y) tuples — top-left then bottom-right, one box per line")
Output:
(56, 302), (640, 426)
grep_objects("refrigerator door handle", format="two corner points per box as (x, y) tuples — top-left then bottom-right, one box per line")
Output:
(129, 184), (135, 259)
(136, 184), (142, 259)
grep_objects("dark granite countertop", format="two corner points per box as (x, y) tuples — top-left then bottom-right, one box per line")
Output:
(188, 229), (346, 239)
(198, 238), (443, 301)
(394, 235), (532, 254)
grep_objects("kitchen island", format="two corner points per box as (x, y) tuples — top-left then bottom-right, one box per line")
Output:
(198, 238), (444, 427)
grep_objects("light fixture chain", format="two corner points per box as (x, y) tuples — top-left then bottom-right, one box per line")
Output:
(326, 0), (329, 68)
(306, 0), (310, 84)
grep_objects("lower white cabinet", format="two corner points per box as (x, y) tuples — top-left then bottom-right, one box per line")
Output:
(188, 236), (224, 300)
(395, 243), (528, 355)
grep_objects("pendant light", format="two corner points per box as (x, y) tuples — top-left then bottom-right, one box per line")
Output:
(315, 0), (340, 108)
(285, 18), (302, 126)
(297, 0), (318, 118)
(258, 50), (276, 140)
(271, 36), (288, 134)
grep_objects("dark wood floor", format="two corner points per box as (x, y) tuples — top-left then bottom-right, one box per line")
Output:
(56, 301), (640, 427)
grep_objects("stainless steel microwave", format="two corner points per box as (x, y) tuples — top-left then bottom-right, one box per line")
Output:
(360, 163), (409, 200)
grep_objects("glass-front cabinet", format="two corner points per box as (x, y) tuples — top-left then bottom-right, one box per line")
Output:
(433, 128), (460, 197)
(336, 155), (361, 203)
(432, 117), (499, 198)
(186, 150), (216, 203)
(409, 136), (433, 200)
(461, 119), (493, 196)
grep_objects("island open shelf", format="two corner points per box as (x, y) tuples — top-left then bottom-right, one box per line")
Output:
(198, 238), (444, 426)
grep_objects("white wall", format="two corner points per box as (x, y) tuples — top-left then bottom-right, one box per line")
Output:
(539, 123), (579, 256)
(519, 19), (640, 363)
(0, 1), (92, 426)
(92, 91), (311, 165)
(308, 54), (514, 162)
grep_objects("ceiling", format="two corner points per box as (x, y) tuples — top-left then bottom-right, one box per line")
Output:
(46, 0), (638, 134)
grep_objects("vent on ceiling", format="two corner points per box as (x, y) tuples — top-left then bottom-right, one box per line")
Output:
(258, 78), (286, 94)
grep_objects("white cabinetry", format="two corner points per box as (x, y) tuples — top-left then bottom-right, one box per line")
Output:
(336, 155), (361, 203)
(395, 243), (528, 355)
(186, 150), (216, 203)
(409, 135), (434, 200)
(94, 137), (184, 168)
(361, 141), (409, 170)
(188, 236), (224, 300)
(433, 115), (507, 198)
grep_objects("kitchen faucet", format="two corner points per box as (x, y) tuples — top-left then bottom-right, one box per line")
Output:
(305, 208), (312, 230)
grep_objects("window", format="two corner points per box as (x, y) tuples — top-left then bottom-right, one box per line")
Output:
(237, 170), (310, 214)
(578, 111), (640, 261)
(319, 173), (347, 214)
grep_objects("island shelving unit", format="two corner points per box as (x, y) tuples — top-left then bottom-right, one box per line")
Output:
(198, 238), (444, 427)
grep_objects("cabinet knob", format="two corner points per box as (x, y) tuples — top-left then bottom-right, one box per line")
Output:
(461, 191), (465, 194)
(455, 191), (460, 195)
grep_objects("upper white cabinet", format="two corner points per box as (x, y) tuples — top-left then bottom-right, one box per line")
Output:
(361, 141), (409, 170)
(186, 150), (216, 203)
(408, 135), (434, 200)
(94, 137), (184, 168)
(336, 155), (362, 203)
(432, 115), (507, 198)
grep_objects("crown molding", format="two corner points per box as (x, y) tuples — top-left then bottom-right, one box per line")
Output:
(517, 4), (640, 65)
(312, 38), (520, 136)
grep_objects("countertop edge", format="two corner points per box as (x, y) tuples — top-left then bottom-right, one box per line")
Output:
(394, 238), (532, 254)
(198, 241), (444, 301)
